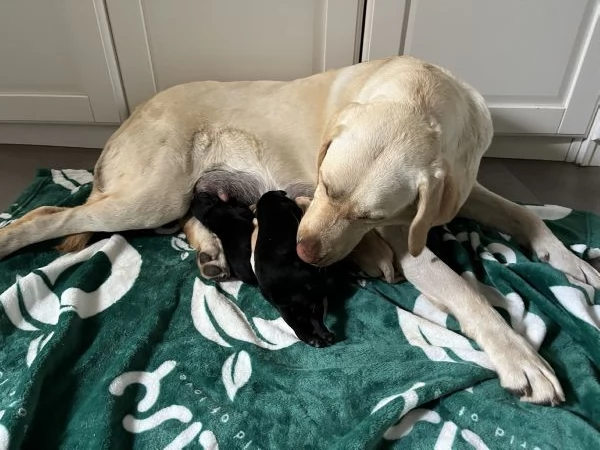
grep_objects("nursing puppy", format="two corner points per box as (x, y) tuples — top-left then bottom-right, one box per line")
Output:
(190, 191), (257, 284)
(252, 191), (335, 348)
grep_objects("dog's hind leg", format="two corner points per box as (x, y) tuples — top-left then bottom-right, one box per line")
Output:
(460, 183), (600, 288)
(56, 189), (106, 253)
(181, 215), (229, 280)
(0, 193), (188, 259)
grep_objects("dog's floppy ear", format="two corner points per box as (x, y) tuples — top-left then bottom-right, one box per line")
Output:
(408, 169), (460, 257)
(317, 120), (344, 170)
(317, 139), (332, 170)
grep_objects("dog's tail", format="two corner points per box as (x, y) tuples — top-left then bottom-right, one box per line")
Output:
(54, 188), (106, 253)
(56, 231), (94, 253)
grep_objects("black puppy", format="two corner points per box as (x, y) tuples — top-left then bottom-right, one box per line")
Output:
(190, 191), (257, 284)
(252, 190), (335, 347)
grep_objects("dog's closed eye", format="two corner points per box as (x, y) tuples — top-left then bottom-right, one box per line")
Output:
(355, 213), (385, 221)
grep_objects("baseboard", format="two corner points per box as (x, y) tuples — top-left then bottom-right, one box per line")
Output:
(484, 136), (572, 161)
(0, 123), (118, 149)
(0, 123), (588, 164)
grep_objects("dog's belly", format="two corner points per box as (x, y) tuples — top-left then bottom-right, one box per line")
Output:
(98, 80), (330, 200)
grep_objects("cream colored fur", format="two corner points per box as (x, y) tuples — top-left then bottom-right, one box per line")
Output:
(1, 56), (598, 405)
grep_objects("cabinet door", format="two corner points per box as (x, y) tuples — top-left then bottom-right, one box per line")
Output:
(106, 0), (362, 110)
(0, 0), (126, 124)
(362, 0), (600, 136)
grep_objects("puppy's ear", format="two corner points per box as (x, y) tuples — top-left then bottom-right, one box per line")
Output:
(294, 196), (312, 213)
(408, 169), (460, 256)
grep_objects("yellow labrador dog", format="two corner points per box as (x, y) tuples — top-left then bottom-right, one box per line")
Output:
(1, 56), (598, 404)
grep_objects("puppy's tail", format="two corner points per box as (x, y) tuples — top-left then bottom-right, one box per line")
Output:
(56, 231), (94, 253)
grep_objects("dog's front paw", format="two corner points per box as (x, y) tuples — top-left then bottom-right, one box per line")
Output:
(490, 335), (564, 405)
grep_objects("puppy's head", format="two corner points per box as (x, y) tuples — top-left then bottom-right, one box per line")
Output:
(190, 191), (221, 222)
(297, 102), (461, 266)
(255, 191), (302, 224)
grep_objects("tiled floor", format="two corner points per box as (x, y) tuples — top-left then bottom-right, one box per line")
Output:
(1, 143), (599, 213)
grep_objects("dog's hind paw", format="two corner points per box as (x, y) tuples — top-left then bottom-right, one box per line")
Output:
(588, 257), (600, 274)
(536, 242), (600, 289)
(182, 215), (231, 281)
(196, 251), (230, 281)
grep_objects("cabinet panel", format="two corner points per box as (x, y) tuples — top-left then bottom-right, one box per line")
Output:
(362, 0), (600, 136)
(107, 0), (361, 109)
(0, 0), (126, 124)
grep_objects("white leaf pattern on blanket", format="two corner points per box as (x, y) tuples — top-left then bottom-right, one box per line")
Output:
(0, 213), (13, 229)
(448, 231), (517, 265)
(109, 361), (220, 449)
(550, 286), (600, 330)
(408, 272), (547, 351)
(199, 430), (220, 450)
(165, 422), (203, 450)
(50, 169), (93, 193)
(384, 408), (489, 449)
(480, 242), (517, 265)
(171, 233), (192, 260)
(569, 244), (600, 261)
(0, 235), (141, 366)
(222, 351), (251, 401)
(191, 279), (299, 350)
(0, 410), (8, 450)
(371, 382), (425, 415)
(462, 272), (547, 349)
(398, 307), (494, 370)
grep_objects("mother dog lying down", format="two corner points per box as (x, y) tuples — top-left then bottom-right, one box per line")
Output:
(1, 56), (599, 405)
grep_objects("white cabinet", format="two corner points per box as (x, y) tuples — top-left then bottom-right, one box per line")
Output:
(362, 0), (600, 136)
(106, 0), (362, 110)
(3, 0), (599, 158)
(0, 0), (126, 124)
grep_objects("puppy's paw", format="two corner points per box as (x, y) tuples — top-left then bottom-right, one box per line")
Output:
(490, 335), (564, 405)
(300, 330), (335, 348)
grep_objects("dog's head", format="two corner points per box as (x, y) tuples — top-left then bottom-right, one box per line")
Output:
(297, 102), (461, 266)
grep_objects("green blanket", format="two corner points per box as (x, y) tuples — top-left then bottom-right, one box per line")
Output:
(1, 169), (599, 450)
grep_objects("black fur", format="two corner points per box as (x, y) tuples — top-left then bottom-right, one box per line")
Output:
(190, 191), (257, 284)
(253, 190), (335, 347)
